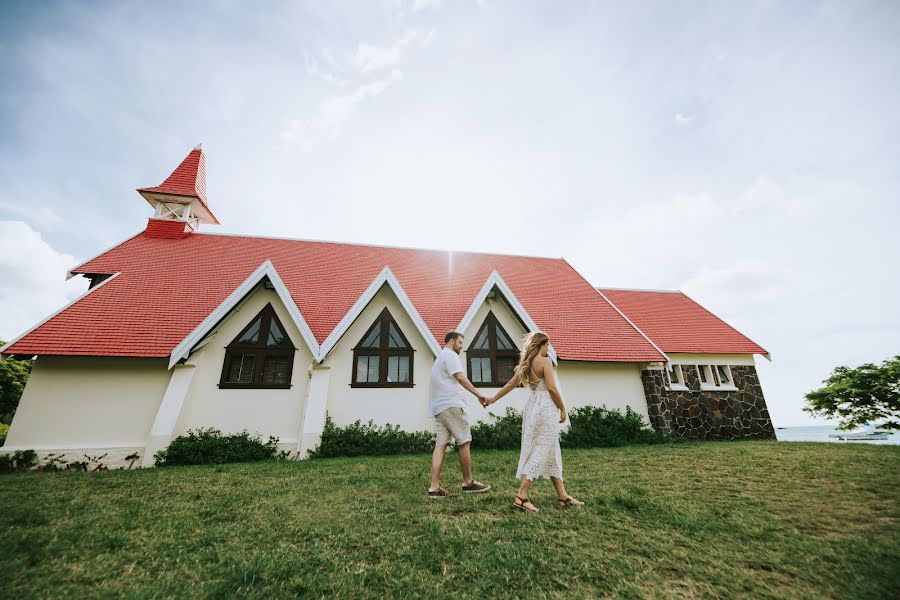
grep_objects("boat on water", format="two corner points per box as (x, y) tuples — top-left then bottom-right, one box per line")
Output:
(828, 424), (894, 441)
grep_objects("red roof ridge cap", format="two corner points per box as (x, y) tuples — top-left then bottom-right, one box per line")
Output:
(191, 231), (569, 261)
(596, 286), (681, 294)
(672, 290), (768, 355)
(559, 258), (669, 363)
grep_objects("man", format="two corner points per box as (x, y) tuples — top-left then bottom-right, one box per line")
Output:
(427, 331), (492, 498)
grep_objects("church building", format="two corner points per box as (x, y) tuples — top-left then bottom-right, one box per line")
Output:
(1, 146), (775, 467)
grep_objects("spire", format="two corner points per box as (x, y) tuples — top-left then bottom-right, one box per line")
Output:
(137, 144), (220, 229)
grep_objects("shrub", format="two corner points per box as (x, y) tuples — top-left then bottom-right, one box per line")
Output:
(154, 428), (279, 467)
(561, 405), (670, 448)
(309, 405), (670, 459)
(471, 407), (523, 450)
(0, 449), (37, 474)
(0, 422), (9, 446)
(309, 416), (435, 458)
(0, 351), (32, 423)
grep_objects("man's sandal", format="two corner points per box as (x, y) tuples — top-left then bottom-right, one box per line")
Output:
(513, 495), (539, 513)
(557, 496), (584, 508)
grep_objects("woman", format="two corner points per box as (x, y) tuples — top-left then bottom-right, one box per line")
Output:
(483, 331), (584, 512)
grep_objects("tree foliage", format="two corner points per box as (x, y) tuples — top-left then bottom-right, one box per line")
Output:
(0, 343), (32, 424)
(804, 355), (900, 430)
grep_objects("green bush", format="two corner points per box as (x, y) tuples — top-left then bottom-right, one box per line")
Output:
(471, 407), (523, 450)
(0, 422), (9, 446)
(0, 351), (32, 423)
(154, 428), (279, 467)
(562, 405), (670, 448)
(309, 416), (435, 458)
(0, 449), (37, 474)
(309, 405), (670, 459)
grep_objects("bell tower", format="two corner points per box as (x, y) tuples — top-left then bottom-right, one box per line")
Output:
(137, 144), (219, 231)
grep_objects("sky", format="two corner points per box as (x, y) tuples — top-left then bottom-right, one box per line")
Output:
(1, 0), (898, 427)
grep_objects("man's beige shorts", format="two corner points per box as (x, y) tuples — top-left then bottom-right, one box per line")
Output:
(434, 407), (472, 446)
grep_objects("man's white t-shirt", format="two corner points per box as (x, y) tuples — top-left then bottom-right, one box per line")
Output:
(429, 347), (466, 417)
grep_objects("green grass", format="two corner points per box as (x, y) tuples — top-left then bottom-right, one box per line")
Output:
(1, 442), (898, 599)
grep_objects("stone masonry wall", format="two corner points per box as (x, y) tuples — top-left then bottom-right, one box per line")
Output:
(642, 365), (775, 440)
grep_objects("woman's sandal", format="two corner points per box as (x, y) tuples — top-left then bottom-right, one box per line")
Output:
(557, 496), (584, 508)
(513, 495), (540, 513)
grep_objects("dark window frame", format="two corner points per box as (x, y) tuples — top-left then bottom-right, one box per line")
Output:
(351, 307), (415, 388)
(219, 303), (296, 389)
(467, 311), (520, 387)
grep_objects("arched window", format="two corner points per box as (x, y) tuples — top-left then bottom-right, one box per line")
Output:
(219, 303), (296, 389)
(351, 308), (414, 387)
(467, 311), (519, 387)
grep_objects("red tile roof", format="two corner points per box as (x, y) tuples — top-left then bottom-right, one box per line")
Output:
(599, 289), (767, 355)
(3, 229), (667, 363)
(137, 147), (219, 224)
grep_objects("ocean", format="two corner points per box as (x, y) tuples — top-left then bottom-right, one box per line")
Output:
(775, 425), (899, 445)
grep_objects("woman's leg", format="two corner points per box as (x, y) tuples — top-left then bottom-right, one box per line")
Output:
(517, 475), (534, 499)
(551, 476), (567, 499)
(514, 476), (539, 512)
(551, 476), (583, 506)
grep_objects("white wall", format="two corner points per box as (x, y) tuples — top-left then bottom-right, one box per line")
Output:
(459, 295), (531, 416)
(315, 290), (651, 430)
(665, 353), (757, 366)
(175, 287), (315, 446)
(556, 361), (649, 421)
(457, 296), (651, 423)
(4, 356), (170, 449)
(2, 285), (657, 463)
(321, 284), (437, 432)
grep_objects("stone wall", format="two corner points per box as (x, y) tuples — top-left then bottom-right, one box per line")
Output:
(641, 365), (775, 440)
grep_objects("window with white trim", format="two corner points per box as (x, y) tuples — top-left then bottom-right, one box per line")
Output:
(665, 364), (687, 390)
(467, 311), (519, 387)
(219, 303), (296, 389)
(696, 364), (736, 391)
(714, 364), (735, 388)
(351, 308), (414, 387)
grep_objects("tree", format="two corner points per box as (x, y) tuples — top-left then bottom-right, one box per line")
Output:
(0, 343), (32, 424)
(804, 355), (900, 430)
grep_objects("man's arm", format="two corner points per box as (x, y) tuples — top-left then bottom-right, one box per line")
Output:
(453, 372), (484, 402)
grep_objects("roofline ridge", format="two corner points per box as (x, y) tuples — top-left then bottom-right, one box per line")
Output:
(168, 260), (320, 368)
(66, 230), (145, 279)
(455, 269), (558, 364)
(316, 265), (442, 361)
(558, 258), (669, 363)
(2, 272), (123, 356)
(596, 286), (682, 294)
(192, 231), (567, 262)
(674, 290), (769, 358)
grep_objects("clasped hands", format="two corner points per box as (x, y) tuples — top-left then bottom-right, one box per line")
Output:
(477, 394), (496, 408)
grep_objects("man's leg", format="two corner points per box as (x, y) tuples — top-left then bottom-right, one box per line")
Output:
(430, 444), (448, 491)
(457, 441), (474, 484)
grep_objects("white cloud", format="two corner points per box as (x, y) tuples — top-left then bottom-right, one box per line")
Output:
(281, 70), (404, 149)
(304, 51), (348, 87)
(347, 29), (435, 73)
(0, 200), (64, 229)
(0, 221), (83, 343)
(675, 112), (694, 123)
(411, 0), (441, 12)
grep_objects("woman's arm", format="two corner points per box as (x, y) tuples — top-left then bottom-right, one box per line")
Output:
(537, 356), (567, 422)
(485, 375), (519, 406)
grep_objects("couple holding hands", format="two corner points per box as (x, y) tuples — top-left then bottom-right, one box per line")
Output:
(427, 330), (583, 512)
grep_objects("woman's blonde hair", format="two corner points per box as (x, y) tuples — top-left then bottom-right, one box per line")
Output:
(514, 331), (550, 386)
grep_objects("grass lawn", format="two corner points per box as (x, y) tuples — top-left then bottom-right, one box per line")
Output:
(1, 441), (898, 598)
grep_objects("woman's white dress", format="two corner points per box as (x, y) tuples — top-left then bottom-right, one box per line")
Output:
(515, 377), (564, 481)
